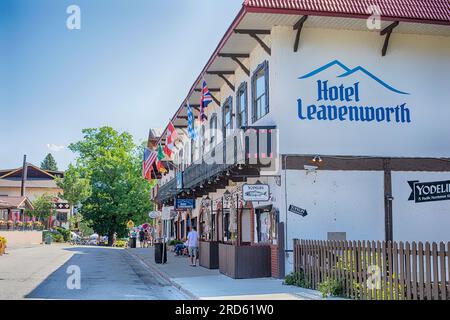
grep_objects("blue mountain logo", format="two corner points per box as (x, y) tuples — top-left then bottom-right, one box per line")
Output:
(299, 60), (409, 95)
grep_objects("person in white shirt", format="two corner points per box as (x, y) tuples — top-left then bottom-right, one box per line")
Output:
(186, 226), (199, 266)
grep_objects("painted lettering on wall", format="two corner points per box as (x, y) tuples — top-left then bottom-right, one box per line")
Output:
(297, 60), (411, 124)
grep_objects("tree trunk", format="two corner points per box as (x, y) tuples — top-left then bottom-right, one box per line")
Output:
(108, 230), (115, 247)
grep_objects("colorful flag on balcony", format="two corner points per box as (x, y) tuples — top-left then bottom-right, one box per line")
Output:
(163, 121), (178, 158)
(187, 101), (197, 139)
(142, 147), (157, 181)
(156, 144), (168, 174)
(200, 79), (212, 122)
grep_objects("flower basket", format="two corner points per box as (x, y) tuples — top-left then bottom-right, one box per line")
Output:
(0, 220), (6, 230)
(34, 222), (43, 230)
(26, 221), (33, 230)
(15, 221), (24, 228)
(7, 220), (14, 230)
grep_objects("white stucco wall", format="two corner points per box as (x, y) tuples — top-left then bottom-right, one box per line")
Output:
(392, 171), (450, 243)
(270, 26), (450, 158)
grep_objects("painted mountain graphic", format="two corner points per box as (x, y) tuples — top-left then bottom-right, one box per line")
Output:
(298, 60), (409, 95)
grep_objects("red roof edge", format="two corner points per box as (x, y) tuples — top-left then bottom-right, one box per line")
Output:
(156, 4), (248, 146)
(244, 4), (450, 27)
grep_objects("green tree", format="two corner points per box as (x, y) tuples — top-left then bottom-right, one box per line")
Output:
(69, 127), (153, 245)
(56, 165), (91, 229)
(41, 153), (58, 171)
(32, 193), (54, 228)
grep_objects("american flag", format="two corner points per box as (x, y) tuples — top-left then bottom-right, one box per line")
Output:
(200, 79), (213, 122)
(187, 101), (196, 139)
(142, 148), (157, 180)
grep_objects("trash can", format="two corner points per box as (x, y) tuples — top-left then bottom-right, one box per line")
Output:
(45, 234), (52, 245)
(154, 243), (167, 264)
(129, 237), (137, 248)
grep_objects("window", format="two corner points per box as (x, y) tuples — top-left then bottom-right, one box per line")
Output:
(252, 61), (269, 122)
(209, 114), (217, 145)
(236, 82), (248, 128)
(223, 97), (233, 136)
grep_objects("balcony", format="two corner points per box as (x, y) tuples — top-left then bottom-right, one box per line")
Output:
(155, 126), (276, 204)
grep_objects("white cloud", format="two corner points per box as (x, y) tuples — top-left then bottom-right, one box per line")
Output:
(46, 144), (66, 152)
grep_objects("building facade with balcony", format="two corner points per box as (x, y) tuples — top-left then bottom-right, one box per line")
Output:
(151, 0), (450, 278)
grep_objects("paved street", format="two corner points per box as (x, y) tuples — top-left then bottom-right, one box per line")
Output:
(0, 245), (186, 300)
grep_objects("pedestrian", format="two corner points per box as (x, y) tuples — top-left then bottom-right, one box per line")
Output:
(139, 228), (145, 248)
(130, 229), (137, 248)
(144, 229), (150, 248)
(186, 226), (199, 267)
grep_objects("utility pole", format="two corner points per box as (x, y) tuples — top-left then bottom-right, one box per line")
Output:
(20, 155), (28, 230)
(20, 155), (28, 197)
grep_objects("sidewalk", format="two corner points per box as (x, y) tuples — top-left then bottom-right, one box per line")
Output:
(127, 247), (327, 300)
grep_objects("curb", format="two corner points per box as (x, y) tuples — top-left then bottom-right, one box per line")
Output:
(126, 249), (199, 300)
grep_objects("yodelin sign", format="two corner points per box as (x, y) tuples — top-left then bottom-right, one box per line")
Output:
(297, 60), (411, 124)
(408, 180), (450, 203)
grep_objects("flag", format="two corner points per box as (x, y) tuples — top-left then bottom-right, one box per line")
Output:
(142, 148), (157, 181)
(156, 144), (168, 174)
(200, 79), (213, 122)
(163, 121), (178, 158)
(187, 101), (197, 139)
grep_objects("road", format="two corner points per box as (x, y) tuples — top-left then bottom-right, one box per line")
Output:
(0, 245), (186, 300)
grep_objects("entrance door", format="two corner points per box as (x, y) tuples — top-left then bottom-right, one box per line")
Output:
(241, 209), (252, 243)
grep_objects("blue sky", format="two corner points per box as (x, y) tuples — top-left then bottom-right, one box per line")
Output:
(0, 0), (243, 170)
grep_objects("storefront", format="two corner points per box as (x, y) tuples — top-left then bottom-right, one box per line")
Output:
(151, 0), (450, 278)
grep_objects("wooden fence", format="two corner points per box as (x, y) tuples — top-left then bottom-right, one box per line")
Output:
(293, 239), (450, 300)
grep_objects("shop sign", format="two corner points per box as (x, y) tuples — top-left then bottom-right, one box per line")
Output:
(408, 180), (450, 203)
(289, 205), (308, 217)
(148, 211), (161, 219)
(175, 198), (195, 210)
(242, 184), (270, 201)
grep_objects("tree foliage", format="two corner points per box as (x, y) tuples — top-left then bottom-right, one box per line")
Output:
(69, 127), (153, 244)
(41, 153), (58, 171)
(31, 193), (54, 226)
(56, 165), (91, 207)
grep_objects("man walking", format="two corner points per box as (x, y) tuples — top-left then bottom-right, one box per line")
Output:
(186, 226), (199, 267)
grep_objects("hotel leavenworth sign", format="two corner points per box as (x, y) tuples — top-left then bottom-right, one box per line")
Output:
(242, 184), (270, 202)
(408, 180), (450, 203)
(297, 60), (411, 124)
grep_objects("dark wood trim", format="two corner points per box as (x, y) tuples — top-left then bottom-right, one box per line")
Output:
(383, 159), (393, 242)
(234, 29), (271, 35)
(206, 71), (235, 75)
(218, 53), (250, 58)
(282, 155), (450, 172)
(194, 88), (220, 92)
(217, 74), (235, 91)
(210, 93), (220, 106)
(381, 21), (399, 56)
(293, 15), (308, 52)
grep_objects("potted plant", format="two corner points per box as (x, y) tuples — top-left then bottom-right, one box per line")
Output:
(0, 236), (7, 255)
(15, 221), (24, 228)
(26, 221), (33, 230)
(0, 220), (6, 230)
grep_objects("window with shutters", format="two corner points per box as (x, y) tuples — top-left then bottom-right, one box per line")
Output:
(252, 61), (269, 123)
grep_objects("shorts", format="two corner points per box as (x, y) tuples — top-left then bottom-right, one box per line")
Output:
(188, 247), (198, 257)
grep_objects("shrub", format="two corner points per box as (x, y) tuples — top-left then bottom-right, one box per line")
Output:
(55, 227), (71, 242)
(318, 278), (345, 298)
(52, 233), (64, 243)
(114, 240), (128, 248)
(284, 270), (310, 288)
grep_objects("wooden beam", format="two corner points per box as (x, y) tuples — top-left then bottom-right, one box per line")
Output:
(234, 29), (271, 55)
(217, 74), (235, 92)
(218, 53), (250, 76)
(210, 93), (221, 106)
(293, 15), (308, 52)
(234, 29), (271, 35)
(218, 53), (250, 58)
(194, 88), (220, 92)
(380, 21), (399, 56)
(206, 71), (235, 75)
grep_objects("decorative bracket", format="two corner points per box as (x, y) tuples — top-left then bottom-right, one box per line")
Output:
(234, 29), (271, 56)
(218, 53), (250, 76)
(380, 21), (399, 56)
(206, 71), (235, 92)
(293, 15), (308, 52)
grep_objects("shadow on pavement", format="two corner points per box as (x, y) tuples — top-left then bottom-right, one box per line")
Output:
(25, 246), (178, 300)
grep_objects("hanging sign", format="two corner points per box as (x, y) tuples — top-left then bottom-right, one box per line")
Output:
(127, 220), (135, 229)
(289, 205), (308, 217)
(176, 172), (184, 190)
(408, 180), (450, 203)
(175, 199), (195, 210)
(242, 184), (270, 201)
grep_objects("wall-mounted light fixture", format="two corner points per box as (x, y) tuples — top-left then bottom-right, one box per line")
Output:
(312, 155), (323, 163)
